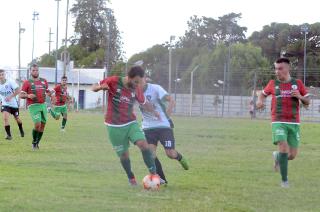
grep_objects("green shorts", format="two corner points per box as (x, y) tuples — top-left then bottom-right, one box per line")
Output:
(272, 123), (300, 148)
(54, 104), (68, 115)
(28, 103), (47, 124)
(107, 122), (146, 156)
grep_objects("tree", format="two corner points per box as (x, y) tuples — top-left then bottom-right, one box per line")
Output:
(70, 0), (122, 67)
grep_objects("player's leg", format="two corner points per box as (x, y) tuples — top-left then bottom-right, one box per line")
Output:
(107, 125), (136, 185)
(144, 129), (167, 183)
(13, 108), (24, 137)
(28, 104), (42, 149)
(36, 104), (48, 147)
(49, 106), (60, 120)
(61, 105), (68, 130)
(160, 128), (189, 170)
(287, 124), (300, 161)
(129, 123), (156, 175)
(272, 123), (289, 187)
(2, 109), (12, 140)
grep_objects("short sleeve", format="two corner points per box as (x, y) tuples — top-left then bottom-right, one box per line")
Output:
(155, 84), (168, 100)
(262, 80), (274, 96)
(21, 81), (29, 93)
(99, 76), (117, 87)
(135, 86), (146, 104)
(297, 80), (309, 97)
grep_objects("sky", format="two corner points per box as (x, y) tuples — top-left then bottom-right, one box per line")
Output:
(0, 0), (319, 68)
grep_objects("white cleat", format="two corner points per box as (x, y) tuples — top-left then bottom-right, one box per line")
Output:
(60, 128), (65, 133)
(281, 181), (289, 188)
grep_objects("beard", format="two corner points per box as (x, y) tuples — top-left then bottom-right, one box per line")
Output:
(127, 82), (135, 89)
(31, 73), (39, 78)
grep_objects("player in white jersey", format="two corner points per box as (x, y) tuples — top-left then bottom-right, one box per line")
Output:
(0, 69), (24, 140)
(139, 77), (189, 185)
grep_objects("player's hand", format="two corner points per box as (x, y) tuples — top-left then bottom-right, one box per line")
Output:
(27, 94), (36, 99)
(256, 101), (265, 110)
(100, 83), (109, 90)
(5, 96), (12, 102)
(166, 108), (172, 117)
(154, 111), (161, 120)
(291, 90), (302, 99)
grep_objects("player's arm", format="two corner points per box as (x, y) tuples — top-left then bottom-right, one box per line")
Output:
(256, 92), (267, 109)
(92, 82), (109, 92)
(5, 87), (20, 102)
(291, 81), (310, 106)
(19, 81), (36, 99)
(162, 95), (175, 117)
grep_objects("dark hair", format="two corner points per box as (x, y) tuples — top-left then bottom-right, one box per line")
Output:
(275, 57), (290, 64)
(128, 66), (145, 78)
(61, 75), (67, 80)
(0, 69), (5, 73)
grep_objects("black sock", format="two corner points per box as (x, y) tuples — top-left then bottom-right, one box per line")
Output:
(18, 123), (24, 133)
(5, 125), (11, 137)
(120, 158), (134, 179)
(37, 132), (44, 144)
(175, 152), (183, 161)
(155, 157), (167, 182)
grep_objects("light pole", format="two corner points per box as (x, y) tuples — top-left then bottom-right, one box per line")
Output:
(31, 11), (39, 64)
(55, 0), (61, 85)
(301, 24), (309, 85)
(189, 65), (199, 116)
(18, 22), (25, 86)
(63, 0), (70, 77)
(168, 35), (175, 94)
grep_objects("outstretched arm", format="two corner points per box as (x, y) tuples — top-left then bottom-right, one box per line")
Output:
(92, 83), (109, 92)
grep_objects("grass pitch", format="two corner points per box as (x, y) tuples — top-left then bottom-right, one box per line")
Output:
(0, 112), (319, 211)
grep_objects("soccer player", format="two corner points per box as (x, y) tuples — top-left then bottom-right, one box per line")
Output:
(48, 76), (70, 131)
(20, 64), (51, 150)
(139, 77), (189, 185)
(256, 58), (310, 188)
(0, 69), (24, 140)
(91, 66), (158, 186)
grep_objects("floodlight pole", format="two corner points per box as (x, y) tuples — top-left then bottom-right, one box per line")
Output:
(301, 24), (309, 85)
(55, 0), (61, 85)
(18, 22), (25, 86)
(189, 65), (199, 116)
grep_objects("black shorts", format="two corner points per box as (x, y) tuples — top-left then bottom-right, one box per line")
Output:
(1, 106), (19, 117)
(144, 128), (175, 149)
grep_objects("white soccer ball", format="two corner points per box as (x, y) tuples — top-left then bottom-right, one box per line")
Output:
(142, 174), (160, 190)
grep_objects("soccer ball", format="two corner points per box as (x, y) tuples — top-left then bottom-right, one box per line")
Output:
(142, 174), (160, 190)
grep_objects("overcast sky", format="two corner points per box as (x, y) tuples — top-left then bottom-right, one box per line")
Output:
(0, 0), (319, 68)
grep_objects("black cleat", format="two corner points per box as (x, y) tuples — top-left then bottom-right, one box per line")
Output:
(20, 131), (25, 137)
(5, 136), (12, 140)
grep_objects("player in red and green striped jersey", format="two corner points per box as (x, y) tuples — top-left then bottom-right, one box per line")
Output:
(256, 58), (310, 188)
(48, 76), (70, 131)
(20, 64), (52, 150)
(92, 66), (159, 186)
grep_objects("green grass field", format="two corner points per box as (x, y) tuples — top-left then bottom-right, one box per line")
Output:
(0, 112), (319, 212)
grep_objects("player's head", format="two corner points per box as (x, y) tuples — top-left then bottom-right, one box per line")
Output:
(61, 76), (67, 86)
(127, 66), (145, 89)
(274, 57), (290, 81)
(0, 69), (6, 81)
(30, 64), (39, 79)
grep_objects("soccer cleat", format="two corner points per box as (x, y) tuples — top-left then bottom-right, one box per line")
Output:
(128, 177), (138, 186)
(281, 181), (289, 188)
(47, 107), (51, 113)
(5, 136), (12, 140)
(32, 143), (37, 151)
(160, 178), (168, 186)
(179, 157), (189, 170)
(273, 151), (280, 172)
(60, 128), (66, 133)
(20, 131), (25, 137)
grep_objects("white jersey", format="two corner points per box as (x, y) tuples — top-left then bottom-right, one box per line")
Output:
(0, 79), (19, 108)
(140, 83), (171, 129)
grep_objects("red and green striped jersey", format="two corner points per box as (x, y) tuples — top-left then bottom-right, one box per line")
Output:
(263, 78), (308, 123)
(100, 76), (146, 126)
(53, 84), (68, 106)
(21, 78), (49, 106)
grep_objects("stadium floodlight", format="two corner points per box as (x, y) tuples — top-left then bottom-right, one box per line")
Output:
(217, 80), (224, 85)
(214, 83), (219, 88)
(134, 60), (144, 66)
